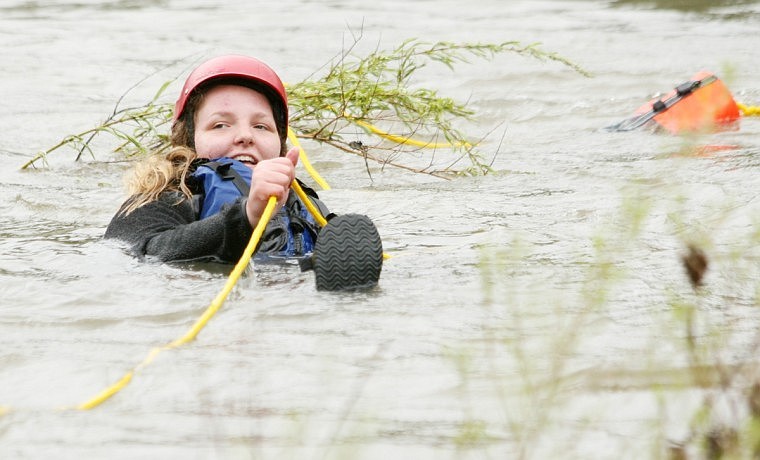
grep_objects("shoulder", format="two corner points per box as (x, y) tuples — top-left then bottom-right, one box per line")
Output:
(113, 191), (195, 224)
(104, 190), (197, 244)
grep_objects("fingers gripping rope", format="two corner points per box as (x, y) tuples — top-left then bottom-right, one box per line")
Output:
(74, 196), (279, 411)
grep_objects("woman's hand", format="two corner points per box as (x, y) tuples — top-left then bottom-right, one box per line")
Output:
(245, 147), (300, 228)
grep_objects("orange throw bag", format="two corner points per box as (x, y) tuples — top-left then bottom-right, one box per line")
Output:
(608, 71), (740, 134)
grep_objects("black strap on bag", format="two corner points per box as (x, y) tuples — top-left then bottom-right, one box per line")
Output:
(203, 160), (251, 195)
(605, 75), (717, 132)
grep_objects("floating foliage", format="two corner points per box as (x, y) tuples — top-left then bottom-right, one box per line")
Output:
(22, 38), (587, 177)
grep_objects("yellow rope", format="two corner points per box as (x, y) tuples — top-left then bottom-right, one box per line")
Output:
(348, 116), (472, 149)
(8, 152), (388, 414)
(291, 180), (328, 227)
(738, 102), (760, 116)
(288, 128), (331, 190)
(0, 167), (388, 415)
(74, 196), (278, 410)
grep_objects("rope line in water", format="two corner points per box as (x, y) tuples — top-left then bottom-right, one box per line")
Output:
(74, 196), (279, 411)
(5, 120), (408, 415)
(288, 127), (331, 190)
(346, 115), (473, 149)
(738, 102), (760, 117)
(0, 175), (382, 415)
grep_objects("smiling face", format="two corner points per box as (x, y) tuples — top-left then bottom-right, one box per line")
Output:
(193, 84), (282, 168)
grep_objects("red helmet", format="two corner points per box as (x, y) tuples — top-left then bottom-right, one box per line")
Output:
(173, 54), (288, 123)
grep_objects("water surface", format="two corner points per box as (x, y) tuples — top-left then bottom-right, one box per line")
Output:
(1, 1), (759, 458)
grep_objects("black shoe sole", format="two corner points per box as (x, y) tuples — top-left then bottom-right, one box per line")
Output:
(309, 214), (383, 291)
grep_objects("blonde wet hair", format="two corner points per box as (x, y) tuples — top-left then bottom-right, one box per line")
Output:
(118, 110), (198, 215)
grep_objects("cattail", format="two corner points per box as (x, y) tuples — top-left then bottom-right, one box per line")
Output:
(682, 244), (708, 288)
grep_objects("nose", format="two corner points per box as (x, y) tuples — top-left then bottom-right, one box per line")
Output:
(234, 125), (255, 145)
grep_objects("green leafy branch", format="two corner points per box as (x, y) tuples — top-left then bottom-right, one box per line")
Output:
(287, 38), (588, 177)
(22, 38), (588, 177)
(22, 80), (173, 169)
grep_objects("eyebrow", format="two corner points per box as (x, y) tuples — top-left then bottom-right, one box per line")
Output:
(204, 110), (274, 120)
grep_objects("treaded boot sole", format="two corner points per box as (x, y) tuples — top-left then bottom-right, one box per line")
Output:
(313, 214), (383, 291)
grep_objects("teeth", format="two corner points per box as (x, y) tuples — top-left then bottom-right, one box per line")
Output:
(236, 155), (256, 164)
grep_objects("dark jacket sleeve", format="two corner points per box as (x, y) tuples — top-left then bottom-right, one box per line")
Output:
(104, 191), (253, 263)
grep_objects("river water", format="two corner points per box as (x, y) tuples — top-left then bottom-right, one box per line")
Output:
(1, 1), (759, 459)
